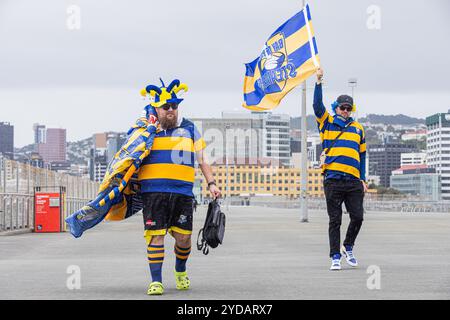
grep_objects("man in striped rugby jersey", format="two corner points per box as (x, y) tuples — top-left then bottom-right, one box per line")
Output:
(313, 68), (368, 271)
(139, 80), (221, 295)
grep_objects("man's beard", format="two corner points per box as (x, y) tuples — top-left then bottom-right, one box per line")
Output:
(159, 114), (178, 129)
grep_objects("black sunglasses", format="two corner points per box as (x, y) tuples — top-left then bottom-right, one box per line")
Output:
(161, 103), (179, 111)
(338, 105), (352, 112)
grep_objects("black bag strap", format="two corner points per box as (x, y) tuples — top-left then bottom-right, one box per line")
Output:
(196, 228), (209, 255)
(324, 121), (353, 155)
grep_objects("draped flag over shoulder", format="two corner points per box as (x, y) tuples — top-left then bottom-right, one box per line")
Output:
(243, 3), (320, 111)
(65, 107), (158, 238)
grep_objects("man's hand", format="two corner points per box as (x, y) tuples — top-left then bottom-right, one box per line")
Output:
(316, 67), (324, 83)
(361, 180), (369, 193)
(209, 184), (222, 199)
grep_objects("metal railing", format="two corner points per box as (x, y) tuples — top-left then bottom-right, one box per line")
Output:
(223, 196), (450, 213)
(64, 197), (90, 222)
(0, 193), (93, 233)
(0, 193), (34, 232)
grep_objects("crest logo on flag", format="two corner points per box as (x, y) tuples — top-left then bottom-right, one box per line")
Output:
(257, 32), (298, 95)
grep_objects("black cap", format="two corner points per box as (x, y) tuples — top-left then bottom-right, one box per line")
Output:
(336, 95), (353, 107)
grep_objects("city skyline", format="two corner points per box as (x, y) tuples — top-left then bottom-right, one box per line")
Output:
(1, 0), (449, 147)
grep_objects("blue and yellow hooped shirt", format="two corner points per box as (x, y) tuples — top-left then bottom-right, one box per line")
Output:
(317, 112), (366, 179)
(138, 118), (206, 197)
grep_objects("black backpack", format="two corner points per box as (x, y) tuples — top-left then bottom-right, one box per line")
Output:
(196, 199), (226, 255)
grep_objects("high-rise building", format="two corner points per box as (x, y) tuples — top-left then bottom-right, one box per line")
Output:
(34, 124), (67, 164)
(0, 122), (14, 159)
(191, 112), (291, 166)
(36, 129), (67, 163)
(368, 143), (416, 187)
(33, 124), (46, 144)
(106, 132), (127, 163)
(89, 132), (127, 182)
(426, 111), (450, 200)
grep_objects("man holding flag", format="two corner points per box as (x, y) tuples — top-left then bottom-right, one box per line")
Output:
(242, 3), (367, 271)
(313, 68), (368, 271)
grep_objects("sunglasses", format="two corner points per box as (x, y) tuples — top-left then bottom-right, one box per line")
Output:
(160, 103), (179, 111)
(338, 105), (353, 112)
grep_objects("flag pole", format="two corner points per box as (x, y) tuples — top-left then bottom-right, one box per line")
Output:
(300, 0), (309, 223)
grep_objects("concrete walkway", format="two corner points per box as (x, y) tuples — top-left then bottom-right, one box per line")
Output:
(1, 207), (449, 300)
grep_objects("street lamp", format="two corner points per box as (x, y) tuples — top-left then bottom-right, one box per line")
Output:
(225, 124), (231, 211)
(348, 78), (357, 99)
(348, 78), (358, 120)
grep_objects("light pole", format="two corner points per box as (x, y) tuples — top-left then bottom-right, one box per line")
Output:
(348, 78), (358, 119)
(225, 124), (231, 211)
(299, 0), (309, 223)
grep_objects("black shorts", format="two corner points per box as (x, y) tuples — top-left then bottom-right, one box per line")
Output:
(142, 192), (195, 236)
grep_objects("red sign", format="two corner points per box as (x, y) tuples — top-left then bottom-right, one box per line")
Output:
(34, 193), (62, 233)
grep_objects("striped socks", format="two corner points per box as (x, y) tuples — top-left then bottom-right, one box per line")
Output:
(148, 244), (165, 283)
(174, 245), (191, 273)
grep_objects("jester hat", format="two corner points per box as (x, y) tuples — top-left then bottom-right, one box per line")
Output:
(140, 78), (188, 108)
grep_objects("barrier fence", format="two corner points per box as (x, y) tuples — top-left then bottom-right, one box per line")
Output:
(225, 196), (450, 213)
(0, 158), (99, 233)
(1, 158), (448, 233)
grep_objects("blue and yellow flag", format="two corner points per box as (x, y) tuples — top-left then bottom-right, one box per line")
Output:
(243, 4), (320, 111)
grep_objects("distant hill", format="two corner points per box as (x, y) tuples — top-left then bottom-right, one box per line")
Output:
(15, 137), (93, 166)
(290, 114), (425, 130)
(290, 115), (317, 130)
(359, 114), (425, 125)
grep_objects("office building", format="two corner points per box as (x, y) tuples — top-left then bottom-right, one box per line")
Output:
(368, 143), (416, 187)
(426, 111), (450, 200)
(390, 164), (441, 201)
(191, 112), (290, 166)
(401, 152), (427, 167)
(195, 163), (324, 201)
(34, 124), (67, 164)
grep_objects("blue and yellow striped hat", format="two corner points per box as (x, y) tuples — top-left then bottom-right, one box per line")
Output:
(140, 78), (188, 108)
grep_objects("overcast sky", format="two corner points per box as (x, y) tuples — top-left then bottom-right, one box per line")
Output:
(1, 0), (449, 147)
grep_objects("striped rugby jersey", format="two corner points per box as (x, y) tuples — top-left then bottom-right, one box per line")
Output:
(138, 118), (206, 196)
(313, 83), (366, 180)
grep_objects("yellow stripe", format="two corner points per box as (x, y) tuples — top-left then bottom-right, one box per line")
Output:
(285, 21), (314, 57)
(324, 132), (361, 144)
(152, 136), (194, 152)
(138, 163), (195, 182)
(148, 253), (165, 258)
(123, 128), (145, 151)
(326, 147), (360, 160)
(194, 138), (206, 152)
(319, 114), (334, 135)
(324, 162), (360, 178)
(175, 247), (191, 254)
(360, 143), (367, 153)
(148, 247), (165, 252)
(170, 226), (192, 235)
(243, 75), (256, 95)
(317, 110), (329, 126)
(149, 260), (164, 264)
(144, 229), (168, 237)
(175, 254), (189, 260)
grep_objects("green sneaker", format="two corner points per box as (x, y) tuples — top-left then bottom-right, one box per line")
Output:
(147, 282), (164, 295)
(174, 271), (190, 290)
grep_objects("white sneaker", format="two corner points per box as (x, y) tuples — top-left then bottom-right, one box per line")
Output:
(341, 245), (358, 267)
(330, 254), (342, 271)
